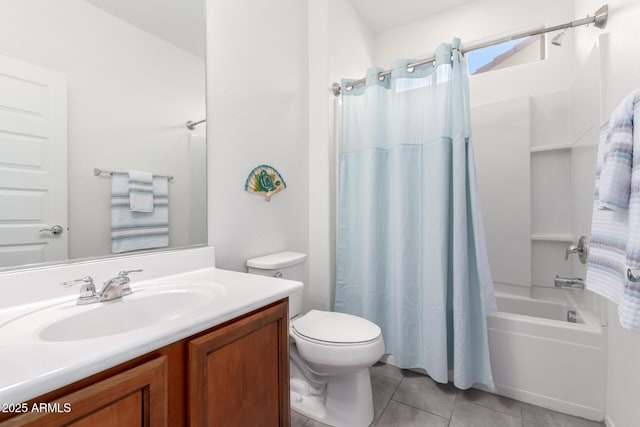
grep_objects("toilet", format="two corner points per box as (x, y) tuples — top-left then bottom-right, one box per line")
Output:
(247, 251), (384, 427)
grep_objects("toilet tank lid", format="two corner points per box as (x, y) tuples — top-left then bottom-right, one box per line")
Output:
(246, 251), (307, 269)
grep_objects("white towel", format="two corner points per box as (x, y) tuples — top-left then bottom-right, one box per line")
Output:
(586, 90), (640, 331)
(111, 175), (169, 253)
(128, 170), (154, 213)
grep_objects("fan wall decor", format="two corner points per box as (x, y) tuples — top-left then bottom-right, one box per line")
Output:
(244, 165), (286, 201)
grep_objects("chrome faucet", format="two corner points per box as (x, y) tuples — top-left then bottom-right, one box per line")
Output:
(99, 270), (143, 302)
(554, 275), (585, 289)
(61, 269), (143, 305)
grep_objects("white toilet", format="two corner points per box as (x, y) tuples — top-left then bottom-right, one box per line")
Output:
(247, 251), (384, 427)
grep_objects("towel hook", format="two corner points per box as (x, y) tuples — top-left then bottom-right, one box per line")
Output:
(627, 269), (640, 282)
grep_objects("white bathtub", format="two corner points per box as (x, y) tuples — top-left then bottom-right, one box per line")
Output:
(486, 290), (606, 421)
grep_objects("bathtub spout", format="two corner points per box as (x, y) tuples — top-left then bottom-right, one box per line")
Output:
(554, 275), (584, 289)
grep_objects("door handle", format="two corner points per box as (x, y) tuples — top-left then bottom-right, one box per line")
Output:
(40, 225), (64, 235)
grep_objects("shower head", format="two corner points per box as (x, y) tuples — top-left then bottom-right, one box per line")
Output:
(551, 31), (565, 46)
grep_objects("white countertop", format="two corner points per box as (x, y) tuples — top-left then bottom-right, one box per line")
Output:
(0, 267), (302, 405)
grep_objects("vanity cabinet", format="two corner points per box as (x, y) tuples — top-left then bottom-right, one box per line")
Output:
(188, 300), (290, 426)
(0, 299), (289, 427)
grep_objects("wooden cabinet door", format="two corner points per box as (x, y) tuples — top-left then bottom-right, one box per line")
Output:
(1, 357), (168, 427)
(188, 300), (290, 427)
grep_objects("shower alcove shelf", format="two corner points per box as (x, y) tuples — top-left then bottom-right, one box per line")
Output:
(527, 90), (596, 288)
(531, 142), (575, 287)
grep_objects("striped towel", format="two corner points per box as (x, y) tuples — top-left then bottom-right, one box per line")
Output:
(586, 90), (640, 331)
(111, 174), (169, 254)
(586, 124), (627, 304)
(128, 170), (154, 212)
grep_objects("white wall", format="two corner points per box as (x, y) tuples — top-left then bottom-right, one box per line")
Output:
(206, 0), (309, 273)
(327, 0), (376, 81)
(574, 2), (640, 427)
(0, 0), (206, 260)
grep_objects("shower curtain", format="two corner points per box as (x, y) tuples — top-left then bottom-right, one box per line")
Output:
(334, 39), (496, 389)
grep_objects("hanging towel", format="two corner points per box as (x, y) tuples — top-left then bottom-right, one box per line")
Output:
(586, 124), (627, 304)
(586, 90), (640, 331)
(128, 170), (154, 212)
(111, 175), (169, 253)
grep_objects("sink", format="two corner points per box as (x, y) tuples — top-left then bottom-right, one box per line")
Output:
(5, 282), (224, 343)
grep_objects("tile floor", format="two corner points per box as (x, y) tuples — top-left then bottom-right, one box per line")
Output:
(291, 363), (605, 427)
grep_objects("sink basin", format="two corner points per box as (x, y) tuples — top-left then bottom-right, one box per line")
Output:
(5, 282), (225, 343)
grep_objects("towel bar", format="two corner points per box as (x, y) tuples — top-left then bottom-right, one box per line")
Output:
(93, 168), (174, 181)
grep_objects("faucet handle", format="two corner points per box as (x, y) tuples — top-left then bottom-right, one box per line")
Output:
(115, 269), (142, 297)
(564, 236), (590, 264)
(60, 277), (98, 304)
(118, 269), (143, 277)
(61, 276), (94, 288)
(564, 244), (578, 260)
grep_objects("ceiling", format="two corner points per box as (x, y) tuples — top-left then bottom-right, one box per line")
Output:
(86, 0), (205, 58)
(349, 0), (478, 33)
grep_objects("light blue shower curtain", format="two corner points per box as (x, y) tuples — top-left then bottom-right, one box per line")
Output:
(334, 39), (497, 389)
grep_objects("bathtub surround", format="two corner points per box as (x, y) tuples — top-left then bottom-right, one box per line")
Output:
(334, 40), (495, 389)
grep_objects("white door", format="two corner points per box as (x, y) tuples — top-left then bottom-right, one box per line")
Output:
(0, 54), (67, 268)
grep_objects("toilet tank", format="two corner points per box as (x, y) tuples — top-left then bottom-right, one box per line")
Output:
(246, 252), (306, 318)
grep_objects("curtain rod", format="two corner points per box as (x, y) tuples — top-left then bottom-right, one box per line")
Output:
(332, 4), (608, 97)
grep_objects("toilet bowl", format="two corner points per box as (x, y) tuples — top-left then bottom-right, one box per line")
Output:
(289, 310), (384, 426)
(246, 252), (385, 427)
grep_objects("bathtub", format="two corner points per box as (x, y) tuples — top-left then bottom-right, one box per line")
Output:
(485, 289), (606, 421)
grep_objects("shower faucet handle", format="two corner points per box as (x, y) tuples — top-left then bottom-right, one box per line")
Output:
(565, 236), (589, 264)
(564, 244), (578, 260)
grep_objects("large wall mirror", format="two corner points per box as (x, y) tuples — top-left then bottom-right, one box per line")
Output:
(0, 0), (207, 271)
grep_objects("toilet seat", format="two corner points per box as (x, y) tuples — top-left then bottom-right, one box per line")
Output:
(290, 310), (384, 376)
(292, 310), (381, 345)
